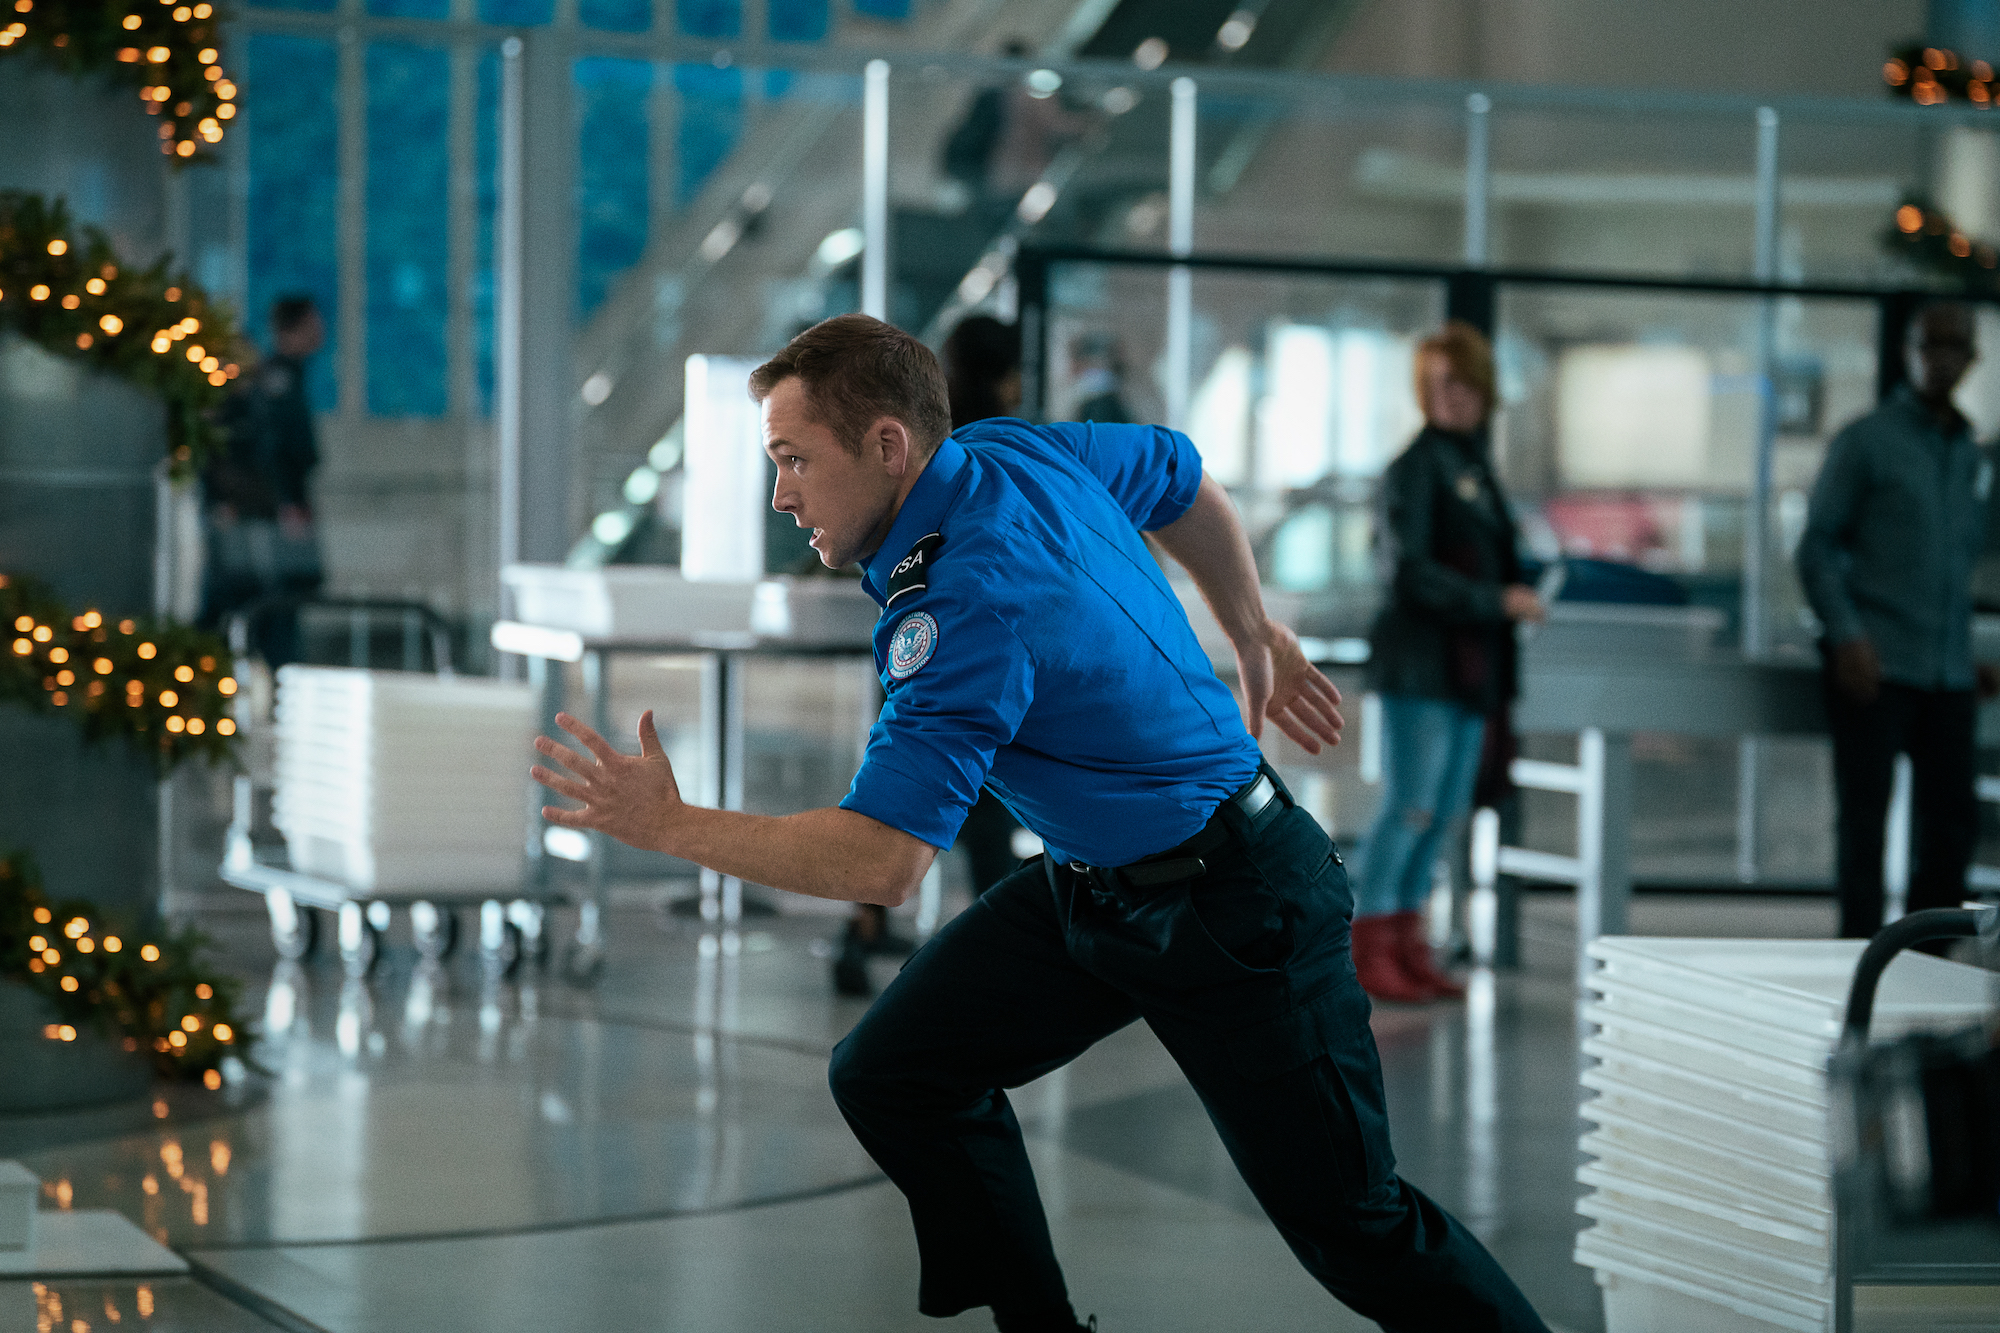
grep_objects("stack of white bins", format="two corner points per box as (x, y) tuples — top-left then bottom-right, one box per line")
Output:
(273, 666), (537, 894)
(1575, 937), (1993, 1333)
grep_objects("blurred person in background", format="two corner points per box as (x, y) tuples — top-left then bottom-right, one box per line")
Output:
(198, 294), (326, 668)
(1356, 321), (1543, 1003)
(1797, 301), (1995, 945)
(1067, 332), (1132, 424)
(940, 40), (1029, 209)
(832, 314), (1027, 997)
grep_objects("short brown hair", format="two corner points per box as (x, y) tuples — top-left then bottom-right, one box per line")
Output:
(748, 315), (953, 456)
(1414, 320), (1496, 420)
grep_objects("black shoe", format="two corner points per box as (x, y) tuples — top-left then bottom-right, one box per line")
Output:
(831, 926), (873, 998)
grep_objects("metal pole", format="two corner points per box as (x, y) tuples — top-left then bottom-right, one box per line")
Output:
(495, 36), (525, 673)
(1736, 106), (1781, 885)
(1745, 104), (1780, 658)
(1574, 727), (1632, 989)
(1463, 91), (1491, 266)
(862, 59), (890, 321)
(1166, 76), (1196, 432)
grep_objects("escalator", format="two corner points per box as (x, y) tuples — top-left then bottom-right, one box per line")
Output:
(567, 0), (1364, 565)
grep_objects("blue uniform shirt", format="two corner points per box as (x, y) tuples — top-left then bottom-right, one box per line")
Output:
(838, 417), (1263, 867)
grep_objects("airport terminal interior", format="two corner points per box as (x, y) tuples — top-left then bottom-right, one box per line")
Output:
(5, 0), (2000, 1330)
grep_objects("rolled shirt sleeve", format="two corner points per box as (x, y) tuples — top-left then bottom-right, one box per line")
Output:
(840, 594), (1036, 851)
(1003, 420), (1204, 531)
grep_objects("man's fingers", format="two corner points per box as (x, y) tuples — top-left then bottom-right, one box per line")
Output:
(556, 712), (620, 763)
(1271, 710), (1323, 755)
(1288, 696), (1342, 746)
(534, 735), (594, 779)
(637, 709), (666, 759)
(541, 804), (593, 828)
(530, 765), (590, 802)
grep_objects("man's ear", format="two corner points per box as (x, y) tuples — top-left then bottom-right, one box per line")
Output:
(873, 416), (915, 475)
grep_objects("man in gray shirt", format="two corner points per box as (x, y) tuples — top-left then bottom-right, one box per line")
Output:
(1797, 301), (1993, 939)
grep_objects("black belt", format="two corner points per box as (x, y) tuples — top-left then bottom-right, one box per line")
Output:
(1068, 770), (1282, 889)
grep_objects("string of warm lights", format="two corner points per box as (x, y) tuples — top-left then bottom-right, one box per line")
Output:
(0, 192), (239, 476)
(1884, 44), (1998, 106)
(0, 571), (240, 775)
(0, 0), (237, 162)
(1884, 197), (2000, 291)
(1, 851), (248, 1084)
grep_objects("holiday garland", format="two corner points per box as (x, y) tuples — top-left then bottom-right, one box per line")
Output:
(0, 192), (241, 475)
(1884, 44), (1998, 107)
(1882, 197), (2000, 293)
(1, 571), (239, 776)
(1, 849), (248, 1082)
(0, 0), (237, 163)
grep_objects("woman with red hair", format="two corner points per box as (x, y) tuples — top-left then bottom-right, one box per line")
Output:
(1355, 321), (1543, 1002)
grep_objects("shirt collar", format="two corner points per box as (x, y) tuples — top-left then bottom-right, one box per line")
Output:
(861, 434), (971, 605)
(1890, 382), (1970, 442)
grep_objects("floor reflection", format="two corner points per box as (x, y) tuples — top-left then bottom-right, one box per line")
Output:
(10, 950), (877, 1250)
(4, 1277), (281, 1332)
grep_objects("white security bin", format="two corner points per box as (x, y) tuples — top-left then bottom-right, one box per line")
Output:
(272, 667), (536, 894)
(1576, 937), (1993, 1333)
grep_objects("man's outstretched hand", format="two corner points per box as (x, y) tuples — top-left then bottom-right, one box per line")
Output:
(1235, 618), (1344, 755)
(532, 710), (684, 854)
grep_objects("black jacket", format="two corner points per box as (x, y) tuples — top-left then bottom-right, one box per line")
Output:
(1365, 425), (1522, 712)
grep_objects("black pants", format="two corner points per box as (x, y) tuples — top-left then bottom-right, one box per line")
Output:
(829, 769), (1547, 1331)
(1823, 671), (1979, 939)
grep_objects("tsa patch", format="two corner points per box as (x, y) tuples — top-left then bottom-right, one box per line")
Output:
(886, 612), (939, 681)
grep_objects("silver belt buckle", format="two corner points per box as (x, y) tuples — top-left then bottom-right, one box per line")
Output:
(1068, 860), (1091, 874)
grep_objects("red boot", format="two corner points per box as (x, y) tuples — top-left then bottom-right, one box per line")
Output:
(1392, 910), (1465, 1000)
(1352, 914), (1429, 1003)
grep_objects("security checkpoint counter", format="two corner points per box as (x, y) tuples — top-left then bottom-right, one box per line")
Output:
(1505, 604), (1825, 986)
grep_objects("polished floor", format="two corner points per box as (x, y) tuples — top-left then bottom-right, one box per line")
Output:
(0, 885), (1863, 1333)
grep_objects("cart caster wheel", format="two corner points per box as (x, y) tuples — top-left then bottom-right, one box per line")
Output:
(270, 896), (320, 962)
(339, 901), (383, 979)
(505, 901), (550, 972)
(479, 900), (524, 978)
(411, 901), (460, 962)
(560, 940), (605, 987)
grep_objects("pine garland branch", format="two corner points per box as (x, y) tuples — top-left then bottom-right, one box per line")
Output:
(0, 570), (241, 777)
(1, 849), (250, 1083)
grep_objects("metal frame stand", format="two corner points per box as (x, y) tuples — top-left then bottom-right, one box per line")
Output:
(1471, 728), (1633, 989)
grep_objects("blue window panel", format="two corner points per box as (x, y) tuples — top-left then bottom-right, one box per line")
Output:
(575, 57), (652, 320)
(368, 0), (447, 17)
(768, 0), (826, 42)
(581, 0), (650, 30)
(677, 0), (738, 38)
(364, 43), (451, 416)
(852, 0), (907, 18)
(479, 0), (553, 25)
(246, 33), (339, 412)
(673, 63), (741, 207)
(475, 47), (499, 416)
(244, 0), (336, 14)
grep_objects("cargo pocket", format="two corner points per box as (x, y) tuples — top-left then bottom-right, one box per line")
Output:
(1225, 984), (1395, 1203)
(1182, 872), (1289, 976)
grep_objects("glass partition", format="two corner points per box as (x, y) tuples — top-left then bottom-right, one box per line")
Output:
(1193, 86), (1468, 263)
(1041, 258), (1445, 639)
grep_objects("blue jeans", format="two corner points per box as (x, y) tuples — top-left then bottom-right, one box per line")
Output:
(1357, 693), (1487, 919)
